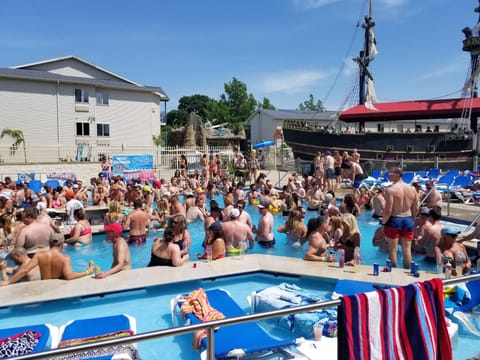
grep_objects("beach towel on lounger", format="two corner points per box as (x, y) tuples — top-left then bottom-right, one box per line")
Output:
(338, 278), (452, 360)
(0, 330), (40, 358)
(180, 288), (225, 350)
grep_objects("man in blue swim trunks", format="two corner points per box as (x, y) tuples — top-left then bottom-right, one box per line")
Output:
(382, 167), (418, 269)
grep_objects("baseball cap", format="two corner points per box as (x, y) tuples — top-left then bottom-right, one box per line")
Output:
(230, 208), (241, 218)
(208, 222), (222, 232)
(72, 184), (79, 189)
(143, 185), (152, 193)
(104, 223), (123, 234)
(257, 201), (269, 209)
(441, 227), (461, 236)
(30, 193), (39, 202)
(419, 206), (430, 215)
(0, 191), (11, 200)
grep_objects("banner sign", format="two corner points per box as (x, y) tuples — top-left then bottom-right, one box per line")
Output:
(112, 154), (154, 181)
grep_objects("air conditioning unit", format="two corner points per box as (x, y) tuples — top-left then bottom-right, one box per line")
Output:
(375, 153), (384, 160)
(406, 145), (414, 153)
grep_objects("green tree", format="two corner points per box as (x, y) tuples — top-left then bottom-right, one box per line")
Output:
(1, 128), (27, 163)
(297, 94), (325, 111)
(219, 77), (257, 127)
(257, 97), (276, 110)
(166, 109), (188, 127)
(178, 94), (216, 120)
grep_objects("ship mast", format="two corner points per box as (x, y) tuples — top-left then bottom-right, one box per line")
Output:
(354, 0), (376, 106)
(462, 0), (480, 132)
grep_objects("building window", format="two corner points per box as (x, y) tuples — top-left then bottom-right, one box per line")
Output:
(96, 91), (109, 105)
(97, 123), (110, 137)
(75, 88), (89, 103)
(76, 122), (90, 136)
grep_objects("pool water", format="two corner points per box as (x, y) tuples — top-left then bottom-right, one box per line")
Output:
(0, 272), (336, 359)
(61, 199), (467, 274)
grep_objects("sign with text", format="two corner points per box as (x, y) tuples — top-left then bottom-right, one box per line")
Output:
(112, 154), (154, 181)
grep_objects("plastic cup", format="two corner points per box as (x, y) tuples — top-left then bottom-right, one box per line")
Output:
(313, 322), (323, 341)
(206, 246), (213, 263)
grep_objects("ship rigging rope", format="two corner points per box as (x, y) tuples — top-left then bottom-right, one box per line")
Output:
(322, 0), (370, 106)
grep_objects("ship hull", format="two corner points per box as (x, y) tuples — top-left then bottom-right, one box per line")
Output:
(283, 128), (475, 171)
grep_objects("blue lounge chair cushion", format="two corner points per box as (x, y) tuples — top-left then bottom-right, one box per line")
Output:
(60, 314), (134, 342)
(0, 323), (57, 354)
(179, 288), (296, 359)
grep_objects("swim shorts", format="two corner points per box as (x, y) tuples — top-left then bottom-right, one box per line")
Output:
(257, 238), (275, 247)
(326, 168), (335, 179)
(128, 234), (147, 244)
(383, 216), (415, 241)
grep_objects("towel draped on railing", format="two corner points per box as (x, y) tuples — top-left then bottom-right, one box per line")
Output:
(338, 278), (452, 360)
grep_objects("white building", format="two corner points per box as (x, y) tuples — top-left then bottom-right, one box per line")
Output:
(0, 56), (169, 150)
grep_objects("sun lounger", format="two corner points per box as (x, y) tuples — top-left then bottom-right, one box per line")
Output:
(57, 314), (140, 360)
(174, 288), (303, 359)
(0, 323), (58, 358)
(248, 283), (337, 340)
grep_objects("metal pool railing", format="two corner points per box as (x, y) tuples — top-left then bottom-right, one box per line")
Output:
(12, 272), (480, 360)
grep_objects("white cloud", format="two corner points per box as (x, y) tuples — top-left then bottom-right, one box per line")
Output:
(379, 0), (407, 9)
(291, 0), (340, 10)
(253, 70), (330, 94)
(417, 57), (467, 81)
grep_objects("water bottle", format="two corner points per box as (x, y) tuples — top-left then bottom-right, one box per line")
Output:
(338, 248), (345, 268)
(436, 253), (443, 274)
(353, 246), (361, 265)
(445, 261), (452, 279)
(456, 252), (465, 275)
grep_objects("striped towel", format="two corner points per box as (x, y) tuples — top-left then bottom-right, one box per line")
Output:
(338, 278), (452, 360)
(180, 288), (225, 350)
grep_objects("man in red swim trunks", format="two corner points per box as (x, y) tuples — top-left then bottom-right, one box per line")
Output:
(381, 167), (418, 269)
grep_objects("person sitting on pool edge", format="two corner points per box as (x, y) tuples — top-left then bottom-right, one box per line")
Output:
(95, 223), (131, 279)
(197, 222), (226, 260)
(435, 227), (471, 276)
(0, 233), (94, 285)
(148, 226), (188, 267)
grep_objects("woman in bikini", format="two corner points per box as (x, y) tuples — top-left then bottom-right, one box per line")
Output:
(104, 200), (125, 225)
(197, 222), (226, 260)
(277, 209), (307, 247)
(66, 208), (92, 246)
(336, 213), (361, 265)
(48, 189), (65, 209)
(148, 226), (187, 267)
(171, 215), (191, 257)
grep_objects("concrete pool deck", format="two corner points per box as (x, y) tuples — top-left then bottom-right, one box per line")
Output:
(0, 253), (447, 308)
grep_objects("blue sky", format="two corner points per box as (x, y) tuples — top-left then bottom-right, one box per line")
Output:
(0, 0), (477, 112)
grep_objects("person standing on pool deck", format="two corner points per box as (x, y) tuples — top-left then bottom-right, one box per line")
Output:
(95, 223), (131, 279)
(124, 199), (150, 244)
(382, 166), (418, 268)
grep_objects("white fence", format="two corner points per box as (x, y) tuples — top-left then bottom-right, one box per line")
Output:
(0, 144), (235, 169)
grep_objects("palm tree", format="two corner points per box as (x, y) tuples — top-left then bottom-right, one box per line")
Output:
(1, 128), (27, 163)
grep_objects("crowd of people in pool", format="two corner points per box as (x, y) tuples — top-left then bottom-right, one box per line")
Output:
(0, 148), (476, 286)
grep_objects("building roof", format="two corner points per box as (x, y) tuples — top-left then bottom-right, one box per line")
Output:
(1, 55), (169, 101)
(246, 109), (338, 123)
(339, 98), (480, 122)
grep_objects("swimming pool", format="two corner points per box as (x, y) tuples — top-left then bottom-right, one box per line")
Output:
(1, 270), (479, 360)
(60, 200), (468, 274)
(0, 272), (336, 359)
